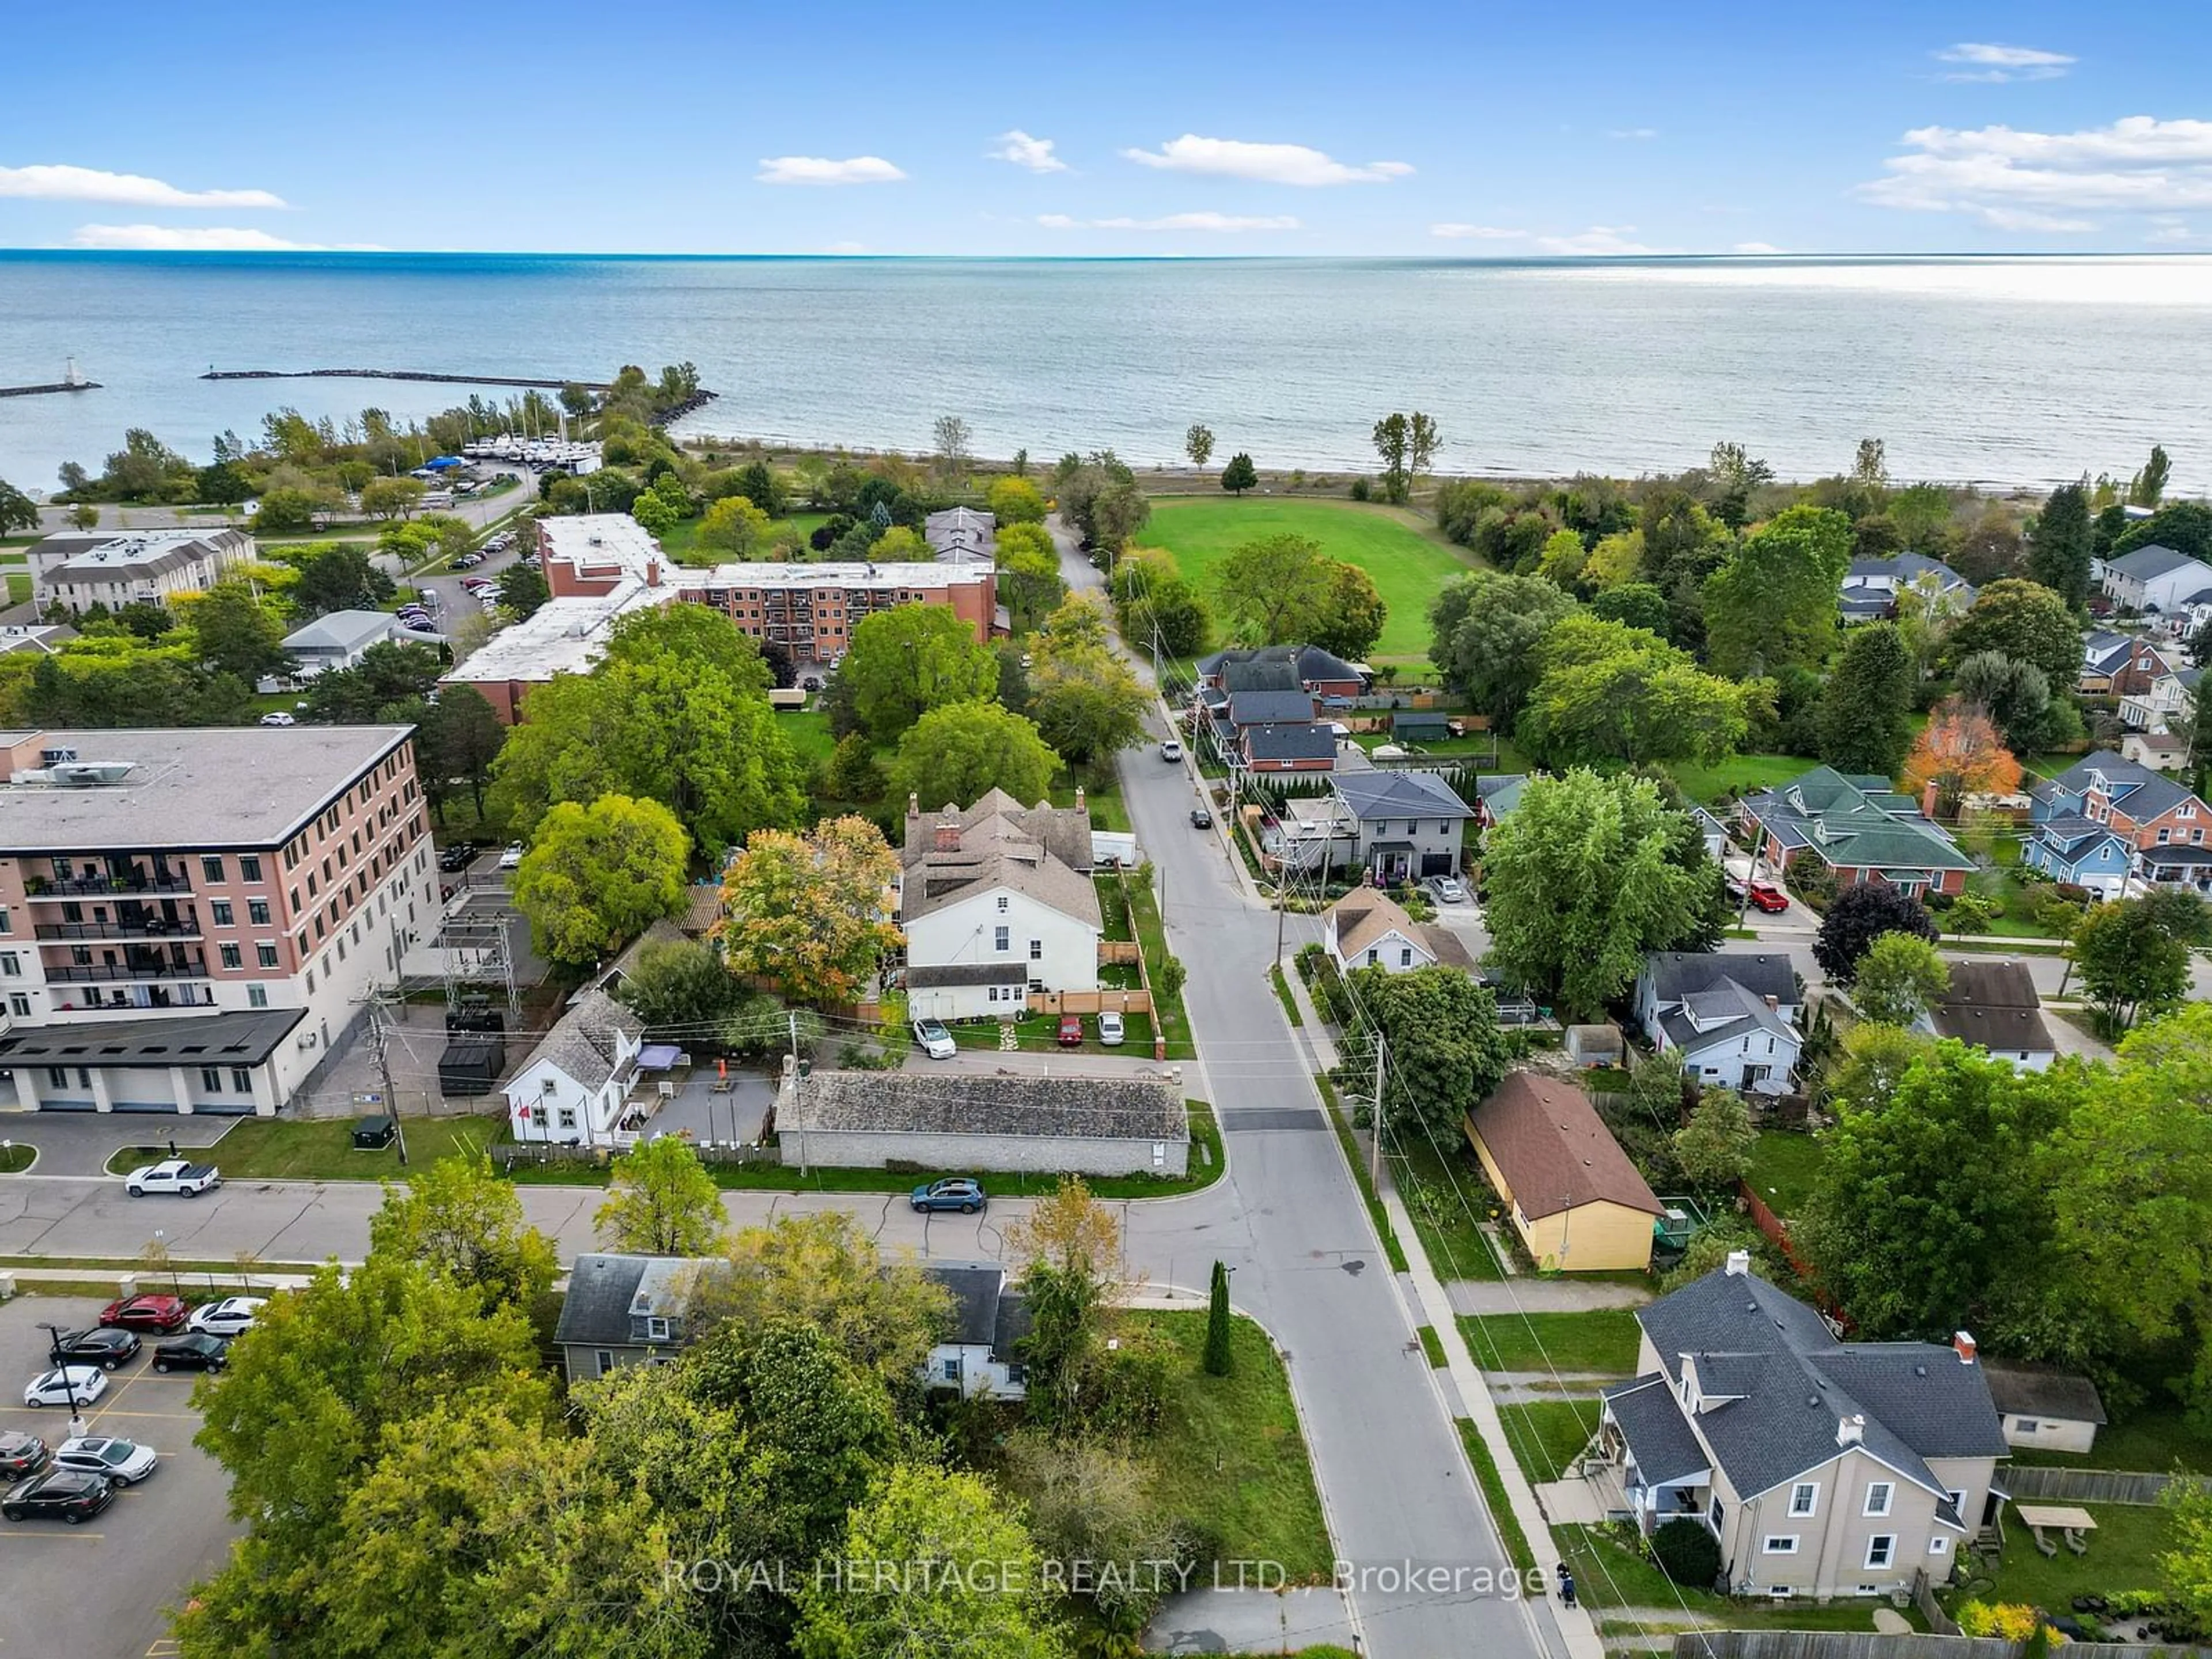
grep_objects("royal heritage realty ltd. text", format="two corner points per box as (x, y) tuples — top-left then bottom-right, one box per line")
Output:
(662, 1559), (1555, 1597)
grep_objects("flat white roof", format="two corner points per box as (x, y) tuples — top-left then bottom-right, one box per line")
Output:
(442, 582), (677, 685)
(676, 561), (991, 592)
(538, 514), (665, 569)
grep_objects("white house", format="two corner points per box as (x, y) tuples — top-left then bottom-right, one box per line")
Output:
(2119, 667), (2200, 733)
(31, 528), (256, 613)
(1324, 889), (1435, 975)
(282, 609), (402, 677)
(899, 791), (1101, 1021)
(2100, 544), (2212, 616)
(503, 988), (645, 1144)
(921, 1263), (1030, 1400)
(1632, 950), (1802, 1095)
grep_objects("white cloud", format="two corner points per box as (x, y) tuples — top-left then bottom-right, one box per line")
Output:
(1857, 116), (2212, 231)
(70, 224), (378, 251)
(0, 163), (286, 209)
(1733, 241), (1786, 254)
(988, 130), (1066, 173)
(2147, 221), (2199, 243)
(1607, 128), (1658, 141)
(1935, 42), (2075, 82)
(755, 156), (906, 186)
(1037, 211), (1299, 233)
(1431, 223), (1531, 239)
(1121, 135), (1411, 186)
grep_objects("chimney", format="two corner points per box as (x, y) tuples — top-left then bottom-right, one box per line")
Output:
(645, 558), (661, 588)
(934, 812), (963, 853)
(907, 791), (921, 820)
(1953, 1330), (1977, 1366)
(1075, 785), (1086, 812)
(1724, 1248), (1751, 1277)
(1764, 994), (1779, 1012)
(1836, 1413), (1865, 1447)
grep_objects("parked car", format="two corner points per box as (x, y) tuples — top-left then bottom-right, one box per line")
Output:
(152, 1334), (230, 1375)
(453, 552), (483, 569)
(1057, 1014), (1084, 1047)
(437, 845), (476, 873)
(911, 1018), (957, 1060)
(24, 1367), (108, 1409)
(910, 1179), (986, 1214)
(1190, 806), (1213, 829)
(497, 843), (525, 870)
(96, 1294), (188, 1333)
(1423, 874), (1471, 905)
(52, 1437), (158, 1487)
(187, 1297), (267, 1338)
(1160, 738), (1184, 762)
(0, 1433), (48, 1479)
(1745, 881), (1790, 914)
(460, 575), (493, 592)
(2, 1466), (114, 1524)
(48, 1328), (139, 1371)
(123, 1158), (221, 1197)
(1098, 1010), (1126, 1047)
(257, 712), (296, 728)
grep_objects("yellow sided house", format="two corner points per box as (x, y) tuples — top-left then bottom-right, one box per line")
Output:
(1466, 1073), (1663, 1272)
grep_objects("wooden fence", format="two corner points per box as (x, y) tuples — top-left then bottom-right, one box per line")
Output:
(1027, 987), (1154, 1017)
(1739, 1179), (1814, 1279)
(1671, 1632), (2212, 1659)
(2004, 1465), (2211, 1505)
(1099, 940), (1142, 966)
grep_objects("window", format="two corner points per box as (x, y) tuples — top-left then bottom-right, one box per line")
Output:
(1789, 1483), (1818, 1517)
(595, 1350), (615, 1378)
(1710, 1496), (1725, 1532)
(941, 1358), (960, 1382)
(556, 1107), (577, 1130)
(239, 855), (262, 882)
(0, 953), (16, 978)
(645, 1316), (671, 1342)
(200, 1066), (221, 1092)
(0, 907), (9, 935)
(256, 944), (279, 969)
(2016, 1419), (2039, 1433)
(247, 985), (267, 1009)
(46, 1067), (69, 1089)
(997, 895), (1009, 912)
(232, 1067), (253, 1094)
(202, 856), (225, 882)
(1400, 946), (1414, 967)
(994, 926), (1010, 952)
(7, 993), (26, 1017)
(1929, 1537), (1950, 1556)
(248, 899), (271, 926)
(1865, 1536), (1895, 1570)
(211, 900), (234, 927)
(1029, 938), (1042, 960)
(220, 944), (242, 969)
(1864, 1483), (1893, 1517)
(1763, 1536), (1800, 1555)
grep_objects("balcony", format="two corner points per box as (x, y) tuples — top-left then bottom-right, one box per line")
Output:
(34, 913), (202, 943)
(46, 954), (212, 983)
(51, 985), (217, 1013)
(25, 869), (193, 899)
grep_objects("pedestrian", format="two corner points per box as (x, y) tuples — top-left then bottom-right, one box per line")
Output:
(1562, 1570), (1577, 1610)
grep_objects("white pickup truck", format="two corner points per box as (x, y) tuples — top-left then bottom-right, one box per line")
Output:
(124, 1159), (222, 1198)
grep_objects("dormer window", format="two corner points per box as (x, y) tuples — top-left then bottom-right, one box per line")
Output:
(645, 1315), (670, 1342)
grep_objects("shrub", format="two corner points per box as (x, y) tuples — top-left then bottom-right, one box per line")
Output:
(1958, 1603), (2044, 1641)
(1786, 860), (1838, 910)
(1650, 1517), (1721, 1589)
(1349, 476), (1372, 502)
(1947, 892), (2001, 934)
(2055, 882), (2093, 906)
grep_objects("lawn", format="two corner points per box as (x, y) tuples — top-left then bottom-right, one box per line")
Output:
(1969, 1502), (2173, 1614)
(1048, 773), (1131, 834)
(1665, 753), (1817, 806)
(1497, 1399), (1603, 1482)
(1130, 1309), (1334, 1580)
(105, 1113), (502, 1181)
(1141, 498), (1472, 664)
(1387, 1128), (1505, 1281)
(1557, 1524), (1930, 1630)
(1744, 1130), (1825, 1222)
(5, 572), (26, 606)
(656, 510), (832, 566)
(777, 707), (836, 766)
(1125, 868), (1196, 1059)
(1460, 1310), (1642, 1375)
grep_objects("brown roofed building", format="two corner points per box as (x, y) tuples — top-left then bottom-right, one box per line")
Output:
(1467, 1072), (1663, 1271)
(1927, 960), (2056, 1072)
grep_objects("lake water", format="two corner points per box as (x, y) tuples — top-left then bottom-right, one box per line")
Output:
(2, 251), (2210, 494)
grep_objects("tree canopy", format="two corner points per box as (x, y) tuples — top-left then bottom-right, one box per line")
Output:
(842, 604), (1000, 741)
(713, 816), (903, 1008)
(1701, 505), (1853, 679)
(1334, 966), (1512, 1149)
(1811, 881), (1939, 983)
(1817, 622), (1916, 777)
(1429, 570), (1581, 729)
(1945, 578), (2081, 688)
(1517, 615), (1749, 768)
(596, 1137), (725, 1256)
(885, 700), (1059, 810)
(512, 793), (690, 966)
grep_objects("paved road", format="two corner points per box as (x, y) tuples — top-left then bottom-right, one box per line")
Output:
(32, 471), (534, 539)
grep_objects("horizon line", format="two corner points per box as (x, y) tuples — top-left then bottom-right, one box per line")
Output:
(3, 248), (2209, 263)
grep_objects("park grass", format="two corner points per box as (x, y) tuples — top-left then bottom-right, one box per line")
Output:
(1664, 752), (1819, 806)
(777, 707), (837, 767)
(1974, 1502), (2172, 1613)
(1744, 1130), (1826, 1222)
(2010, 1406), (2212, 1472)
(1131, 1309), (1334, 1580)
(1497, 1399), (1603, 1482)
(654, 510), (832, 565)
(1459, 1310), (1642, 1376)
(1141, 498), (1471, 663)
(104, 1113), (501, 1181)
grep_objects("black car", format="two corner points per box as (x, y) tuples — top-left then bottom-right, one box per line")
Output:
(2, 1466), (113, 1524)
(0, 1432), (48, 1479)
(151, 1333), (229, 1374)
(50, 1328), (140, 1371)
(437, 845), (476, 873)
(1190, 806), (1213, 829)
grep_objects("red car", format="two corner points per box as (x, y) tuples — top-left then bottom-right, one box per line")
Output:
(96, 1294), (189, 1334)
(1746, 882), (1791, 914)
(1056, 1014), (1084, 1047)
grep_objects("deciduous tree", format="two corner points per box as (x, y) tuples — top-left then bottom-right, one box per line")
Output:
(1954, 649), (2067, 755)
(1518, 615), (1748, 768)
(1945, 578), (2081, 688)
(2112, 501), (2212, 563)
(694, 494), (771, 558)
(842, 603), (1000, 741)
(714, 816), (902, 1007)
(885, 699), (1059, 808)
(1851, 931), (1950, 1026)
(1429, 570), (1581, 729)
(2071, 897), (2193, 1033)
(1702, 504), (1854, 680)
(415, 683), (505, 817)
(513, 793), (690, 965)
(1308, 560), (1388, 661)
(1672, 1089), (1757, 1191)
(1810, 881), (1939, 983)
(1027, 620), (1148, 766)
(1333, 966), (1512, 1146)
(1212, 533), (1333, 646)
(366, 1154), (559, 1313)
(987, 475), (1047, 525)
(596, 1136), (724, 1256)
(1904, 698), (2021, 817)
(1184, 423), (1215, 472)
(0, 476), (40, 534)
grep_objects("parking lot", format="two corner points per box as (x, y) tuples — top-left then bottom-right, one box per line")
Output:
(0, 1291), (241, 1658)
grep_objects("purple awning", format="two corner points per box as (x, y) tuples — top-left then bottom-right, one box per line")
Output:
(637, 1044), (683, 1070)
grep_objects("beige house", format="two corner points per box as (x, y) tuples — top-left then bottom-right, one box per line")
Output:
(1466, 1073), (1662, 1272)
(1596, 1256), (2009, 1600)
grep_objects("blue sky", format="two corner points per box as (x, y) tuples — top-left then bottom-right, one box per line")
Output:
(1, 0), (2206, 256)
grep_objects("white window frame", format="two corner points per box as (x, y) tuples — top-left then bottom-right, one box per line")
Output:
(1864, 1482), (1893, 1517)
(1929, 1537), (1950, 1556)
(645, 1316), (670, 1342)
(1865, 1535), (1895, 1569)
(1789, 1482), (1818, 1517)
(994, 925), (1010, 952)
(1763, 1536), (1800, 1555)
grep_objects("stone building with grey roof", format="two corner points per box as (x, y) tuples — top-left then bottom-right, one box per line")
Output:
(899, 790), (1102, 1020)
(778, 1061), (1189, 1177)
(1592, 1254), (2010, 1600)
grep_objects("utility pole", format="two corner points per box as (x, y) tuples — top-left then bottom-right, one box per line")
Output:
(369, 999), (409, 1168)
(1274, 863), (1288, 966)
(788, 1012), (807, 1176)
(1370, 1032), (1386, 1188)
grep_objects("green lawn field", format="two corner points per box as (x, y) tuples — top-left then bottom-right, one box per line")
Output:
(1141, 498), (1472, 664)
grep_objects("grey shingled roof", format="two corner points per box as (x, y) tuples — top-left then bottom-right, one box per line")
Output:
(1332, 768), (1474, 821)
(1219, 659), (1302, 694)
(1982, 1362), (2108, 1425)
(1931, 961), (2054, 1055)
(1660, 976), (1797, 1057)
(554, 1253), (647, 1347)
(906, 962), (1031, 988)
(926, 1264), (1007, 1346)
(1603, 1376), (1712, 1485)
(900, 791), (1101, 929)
(1228, 688), (1319, 726)
(791, 1070), (1188, 1142)
(2108, 543), (2211, 584)
(1643, 950), (1798, 1007)
(529, 988), (642, 1093)
(1243, 722), (1336, 762)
